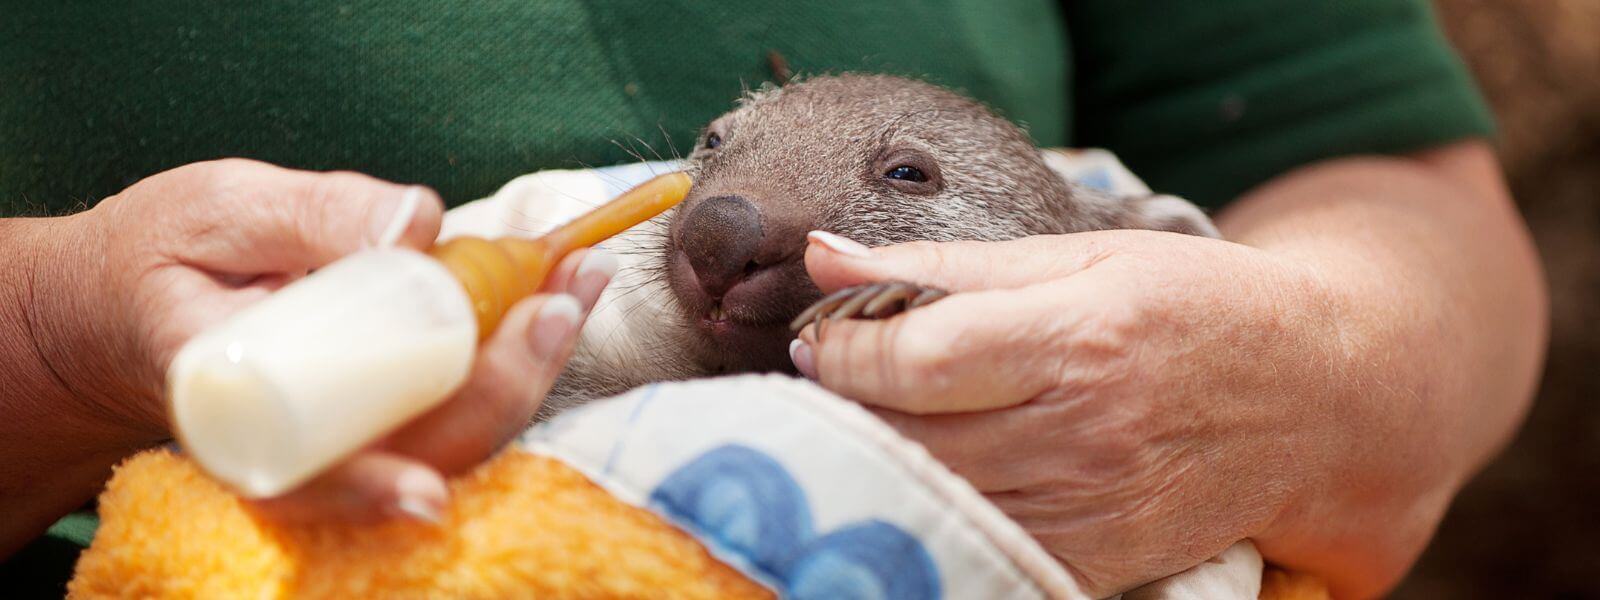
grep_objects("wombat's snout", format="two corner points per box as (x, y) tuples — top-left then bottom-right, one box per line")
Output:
(678, 195), (764, 297)
(667, 190), (821, 372)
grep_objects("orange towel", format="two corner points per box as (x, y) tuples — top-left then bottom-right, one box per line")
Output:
(71, 448), (1329, 599)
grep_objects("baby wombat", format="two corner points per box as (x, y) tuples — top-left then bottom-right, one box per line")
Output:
(549, 74), (1216, 407)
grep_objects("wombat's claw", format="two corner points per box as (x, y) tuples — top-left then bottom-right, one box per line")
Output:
(789, 281), (949, 333)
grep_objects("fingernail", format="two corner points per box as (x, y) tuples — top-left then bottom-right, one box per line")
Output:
(808, 231), (874, 259)
(529, 294), (584, 357)
(371, 186), (426, 247)
(571, 250), (618, 310)
(789, 338), (817, 379)
(393, 466), (448, 524)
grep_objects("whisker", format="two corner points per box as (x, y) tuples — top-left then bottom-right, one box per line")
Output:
(631, 135), (667, 163)
(609, 138), (649, 165)
(657, 122), (683, 162)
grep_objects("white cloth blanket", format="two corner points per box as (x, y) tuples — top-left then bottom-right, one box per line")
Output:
(440, 152), (1265, 600)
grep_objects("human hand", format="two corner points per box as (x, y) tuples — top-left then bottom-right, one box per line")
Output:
(788, 230), (1350, 596)
(28, 159), (611, 522)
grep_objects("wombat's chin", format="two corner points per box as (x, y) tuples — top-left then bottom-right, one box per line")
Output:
(682, 318), (801, 376)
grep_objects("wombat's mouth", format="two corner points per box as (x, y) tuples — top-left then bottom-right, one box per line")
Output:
(706, 303), (729, 323)
(665, 248), (815, 374)
(689, 305), (800, 374)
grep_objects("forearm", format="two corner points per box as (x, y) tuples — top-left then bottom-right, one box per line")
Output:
(1218, 141), (1547, 597)
(0, 217), (146, 557)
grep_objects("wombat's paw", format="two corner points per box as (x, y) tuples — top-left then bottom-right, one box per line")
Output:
(789, 281), (949, 334)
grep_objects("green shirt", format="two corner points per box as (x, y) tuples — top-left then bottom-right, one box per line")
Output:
(0, 0), (1491, 591)
(1, 0), (1488, 216)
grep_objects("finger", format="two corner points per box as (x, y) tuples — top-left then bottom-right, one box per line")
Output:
(795, 284), (1068, 413)
(804, 230), (1123, 294)
(167, 159), (444, 273)
(380, 254), (608, 474)
(540, 248), (619, 304)
(251, 451), (449, 524)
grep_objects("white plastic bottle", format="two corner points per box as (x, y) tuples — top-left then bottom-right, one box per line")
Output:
(165, 172), (692, 498)
(168, 248), (477, 498)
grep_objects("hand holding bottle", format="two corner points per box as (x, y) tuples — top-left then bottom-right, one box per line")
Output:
(2, 159), (609, 534)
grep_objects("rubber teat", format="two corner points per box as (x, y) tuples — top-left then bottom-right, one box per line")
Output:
(430, 171), (692, 339)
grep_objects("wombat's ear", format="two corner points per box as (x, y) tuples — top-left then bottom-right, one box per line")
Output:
(1120, 194), (1222, 239)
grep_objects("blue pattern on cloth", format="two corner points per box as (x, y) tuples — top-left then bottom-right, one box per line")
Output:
(519, 375), (1081, 599)
(650, 444), (940, 600)
(790, 521), (939, 600)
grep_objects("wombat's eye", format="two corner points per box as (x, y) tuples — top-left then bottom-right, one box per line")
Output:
(876, 149), (941, 194)
(884, 165), (927, 182)
(705, 133), (722, 150)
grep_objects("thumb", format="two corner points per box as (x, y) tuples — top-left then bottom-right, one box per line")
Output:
(171, 160), (444, 274)
(251, 451), (450, 525)
(803, 230), (1117, 294)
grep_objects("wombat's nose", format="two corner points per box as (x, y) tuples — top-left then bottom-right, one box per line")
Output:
(678, 194), (764, 297)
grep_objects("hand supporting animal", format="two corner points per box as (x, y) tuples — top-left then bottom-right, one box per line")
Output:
(550, 74), (1217, 407)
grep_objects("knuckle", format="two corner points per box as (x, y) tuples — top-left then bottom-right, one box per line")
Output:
(921, 242), (959, 279)
(318, 169), (390, 196)
(304, 171), (366, 206)
(1097, 407), (1154, 460)
(301, 173), (378, 228)
(193, 159), (252, 197)
(885, 321), (958, 409)
(1060, 302), (1142, 372)
(896, 328), (951, 380)
(1063, 413), (1155, 494)
(307, 171), (406, 221)
(203, 157), (268, 172)
(188, 158), (274, 198)
(896, 239), (944, 254)
(889, 239), (948, 272)
(824, 320), (905, 406)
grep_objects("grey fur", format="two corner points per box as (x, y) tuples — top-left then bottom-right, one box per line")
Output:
(544, 74), (1216, 412)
